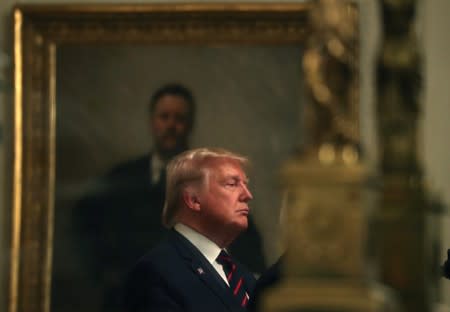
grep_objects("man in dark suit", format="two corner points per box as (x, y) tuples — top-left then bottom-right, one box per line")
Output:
(76, 84), (265, 311)
(124, 148), (257, 312)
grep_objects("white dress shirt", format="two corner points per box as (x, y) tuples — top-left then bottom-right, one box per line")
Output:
(174, 223), (230, 286)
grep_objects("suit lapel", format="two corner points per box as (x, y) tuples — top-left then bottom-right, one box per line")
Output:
(169, 231), (244, 311)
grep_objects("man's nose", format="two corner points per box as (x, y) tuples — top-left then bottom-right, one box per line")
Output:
(164, 118), (181, 133)
(240, 184), (253, 202)
(166, 116), (177, 128)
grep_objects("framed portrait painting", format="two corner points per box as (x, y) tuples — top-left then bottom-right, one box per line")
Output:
(10, 3), (311, 312)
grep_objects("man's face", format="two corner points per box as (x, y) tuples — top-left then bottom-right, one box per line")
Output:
(151, 95), (191, 157)
(198, 159), (253, 233)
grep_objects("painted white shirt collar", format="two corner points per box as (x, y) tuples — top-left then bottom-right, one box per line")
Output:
(150, 153), (165, 184)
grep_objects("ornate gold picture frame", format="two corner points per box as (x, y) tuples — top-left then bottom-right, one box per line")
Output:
(11, 3), (311, 312)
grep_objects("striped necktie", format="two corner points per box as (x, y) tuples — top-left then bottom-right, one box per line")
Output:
(216, 250), (249, 307)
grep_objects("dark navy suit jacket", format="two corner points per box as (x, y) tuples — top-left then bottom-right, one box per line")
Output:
(124, 230), (256, 312)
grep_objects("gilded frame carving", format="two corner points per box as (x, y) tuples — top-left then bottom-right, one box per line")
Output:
(11, 3), (311, 312)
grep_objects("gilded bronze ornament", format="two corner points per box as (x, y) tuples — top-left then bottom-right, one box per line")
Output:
(261, 1), (395, 311)
(374, 0), (436, 311)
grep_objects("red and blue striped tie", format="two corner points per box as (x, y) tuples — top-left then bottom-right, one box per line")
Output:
(216, 250), (249, 307)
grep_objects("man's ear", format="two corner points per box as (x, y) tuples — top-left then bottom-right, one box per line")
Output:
(182, 187), (201, 212)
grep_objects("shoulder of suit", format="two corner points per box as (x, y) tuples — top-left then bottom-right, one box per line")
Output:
(106, 154), (150, 177)
(128, 239), (187, 283)
(136, 237), (180, 266)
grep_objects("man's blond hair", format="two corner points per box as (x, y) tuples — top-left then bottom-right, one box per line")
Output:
(162, 147), (248, 228)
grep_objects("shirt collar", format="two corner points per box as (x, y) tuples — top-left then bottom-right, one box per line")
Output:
(150, 153), (165, 184)
(174, 223), (222, 265)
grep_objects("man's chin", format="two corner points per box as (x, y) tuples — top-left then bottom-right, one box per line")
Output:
(233, 218), (248, 232)
(157, 143), (186, 158)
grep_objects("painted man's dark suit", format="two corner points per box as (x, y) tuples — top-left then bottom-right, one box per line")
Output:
(124, 230), (257, 312)
(75, 154), (167, 311)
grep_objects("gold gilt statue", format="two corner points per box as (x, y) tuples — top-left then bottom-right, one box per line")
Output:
(261, 1), (398, 311)
(302, 0), (359, 148)
(376, 0), (421, 172)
